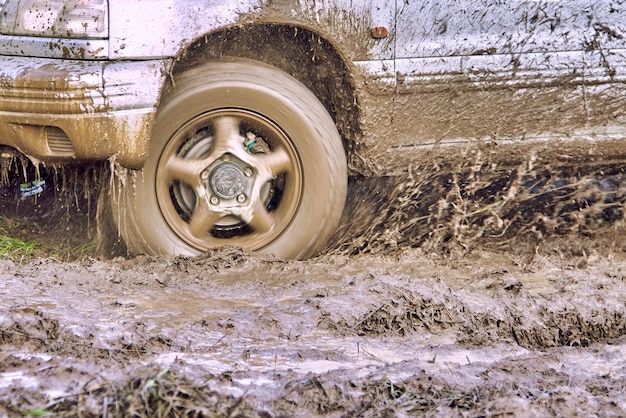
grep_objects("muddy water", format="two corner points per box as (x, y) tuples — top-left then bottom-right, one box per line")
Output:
(1, 243), (626, 416)
(1, 170), (626, 415)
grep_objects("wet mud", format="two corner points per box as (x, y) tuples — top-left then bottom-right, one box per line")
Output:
(2, 164), (626, 416)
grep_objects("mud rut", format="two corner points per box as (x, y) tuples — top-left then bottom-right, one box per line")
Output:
(1, 161), (626, 417)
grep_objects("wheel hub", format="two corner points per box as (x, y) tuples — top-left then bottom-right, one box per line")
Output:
(204, 156), (256, 206)
(210, 162), (245, 199)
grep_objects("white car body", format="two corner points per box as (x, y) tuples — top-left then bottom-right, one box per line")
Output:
(1, 1), (626, 259)
(0, 0), (624, 172)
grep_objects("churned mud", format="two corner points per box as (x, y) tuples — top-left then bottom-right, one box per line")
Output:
(1, 164), (626, 416)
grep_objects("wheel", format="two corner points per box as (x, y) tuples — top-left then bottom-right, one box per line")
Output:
(112, 58), (347, 259)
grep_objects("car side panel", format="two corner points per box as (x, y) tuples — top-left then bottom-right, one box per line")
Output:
(386, 0), (626, 166)
(0, 58), (169, 167)
(396, 0), (625, 58)
(107, 0), (395, 61)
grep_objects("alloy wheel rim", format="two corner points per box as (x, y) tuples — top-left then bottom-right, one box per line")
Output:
(155, 109), (303, 251)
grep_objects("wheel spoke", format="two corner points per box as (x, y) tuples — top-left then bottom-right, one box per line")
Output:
(185, 200), (222, 240)
(163, 155), (205, 187)
(259, 147), (293, 178)
(245, 199), (275, 234)
(212, 116), (241, 154)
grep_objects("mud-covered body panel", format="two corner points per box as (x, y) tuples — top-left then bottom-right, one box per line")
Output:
(0, 0), (624, 173)
(387, 0), (626, 169)
(0, 57), (168, 167)
(106, 0), (395, 61)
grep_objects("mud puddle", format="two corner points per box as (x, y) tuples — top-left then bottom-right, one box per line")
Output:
(1, 166), (626, 416)
(1, 246), (626, 416)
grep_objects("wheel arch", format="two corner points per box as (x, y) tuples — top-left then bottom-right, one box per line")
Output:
(166, 22), (362, 173)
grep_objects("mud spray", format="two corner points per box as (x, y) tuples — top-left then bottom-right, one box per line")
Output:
(330, 154), (626, 260)
(1, 155), (626, 416)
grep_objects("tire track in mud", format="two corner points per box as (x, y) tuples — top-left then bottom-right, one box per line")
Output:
(322, 270), (626, 350)
(3, 256), (626, 355)
(4, 251), (626, 355)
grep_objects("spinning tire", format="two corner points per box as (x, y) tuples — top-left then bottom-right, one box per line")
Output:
(112, 58), (347, 259)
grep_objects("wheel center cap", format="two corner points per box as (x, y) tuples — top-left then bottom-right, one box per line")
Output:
(210, 163), (245, 199)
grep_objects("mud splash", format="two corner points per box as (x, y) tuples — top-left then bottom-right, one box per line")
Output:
(330, 159), (626, 258)
(1, 163), (626, 415)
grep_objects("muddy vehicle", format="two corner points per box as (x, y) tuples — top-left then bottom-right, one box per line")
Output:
(0, 0), (624, 259)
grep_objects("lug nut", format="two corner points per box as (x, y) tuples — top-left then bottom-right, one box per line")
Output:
(210, 196), (220, 205)
(244, 167), (253, 177)
(201, 170), (210, 180)
(237, 194), (246, 203)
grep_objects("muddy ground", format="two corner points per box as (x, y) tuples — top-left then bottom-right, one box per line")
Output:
(1, 162), (626, 417)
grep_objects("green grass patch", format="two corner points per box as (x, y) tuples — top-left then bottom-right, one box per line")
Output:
(0, 216), (37, 260)
(0, 234), (37, 260)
